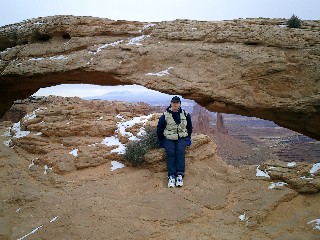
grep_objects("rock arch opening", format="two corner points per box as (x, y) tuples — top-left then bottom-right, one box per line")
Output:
(2, 83), (319, 166)
(1, 16), (319, 140)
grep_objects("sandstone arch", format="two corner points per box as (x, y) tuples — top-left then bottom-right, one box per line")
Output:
(0, 16), (319, 139)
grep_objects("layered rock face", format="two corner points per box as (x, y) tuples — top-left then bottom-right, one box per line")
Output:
(0, 16), (320, 140)
(4, 96), (156, 173)
(1, 97), (319, 239)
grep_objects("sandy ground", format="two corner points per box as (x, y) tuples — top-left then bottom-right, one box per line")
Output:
(0, 122), (320, 240)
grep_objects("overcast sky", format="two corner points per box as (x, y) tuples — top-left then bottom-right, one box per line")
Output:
(2, 0), (319, 26)
(2, 0), (319, 97)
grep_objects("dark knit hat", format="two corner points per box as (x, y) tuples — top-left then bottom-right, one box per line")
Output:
(171, 96), (181, 103)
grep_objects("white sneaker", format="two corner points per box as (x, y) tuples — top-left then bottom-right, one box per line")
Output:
(176, 175), (183, 187)
(168, 176), (175, 188)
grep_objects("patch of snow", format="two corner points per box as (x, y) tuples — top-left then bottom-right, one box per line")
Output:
(143, 23), (156, 29)
(145, 67), (173, 76)
(69, 148), (78, 157)
(16, 208), (21, 213)
(268, 182), (288, 189)
(3, 140), (12, 147)
(90, 40), (123, 55)
(97, 116), (103, 120)
(28, 160), (35, 169)
(102, 114), (153, 154)
(127, 35), (149, 46)
(101, 136), (122, 146)
(97, 40), (123, 53)
(101, 136), (126, 154)
(11, 122), (30, 139)
(116, 114), (125, 120)
(308, 218), (320, 230)
(49, 55), (68, 60)
(28, 55), (68, 61)
(117, 114), (153, 141)
(239, 212), (249, 221)
(287, 162), (296, 167)
(87, 57), (94, 65)
(50, 216), (59, 223)
(29, 57), (45, 61)
(25, 111), (37, 121)
(17, 225), (43, 240)
(111, 161), (125, 171)
(267, 166), (276, 170)
(34, 22), (45, 25)
(1, 47), (12, 54)
(256, 165), (270, 178)
(34, 132), (42, 136)
(310, 163), (320, 174)
(300, 176), (314, 180)
(44, 165), (52, 174)
(111, 145), (126, 154)
(3, 127), (11, 137)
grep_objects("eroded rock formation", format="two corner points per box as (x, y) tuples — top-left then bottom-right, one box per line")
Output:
(191, 104), (212, 135)
(1, 96), (319, 239)
(1, 16), (320, 139)
(4, 96), (156, 173)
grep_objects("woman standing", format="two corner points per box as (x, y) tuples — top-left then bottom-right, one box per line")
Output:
(157, 96), (192, 188)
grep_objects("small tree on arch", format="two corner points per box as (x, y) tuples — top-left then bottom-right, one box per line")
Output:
(287, 14), (302, 28)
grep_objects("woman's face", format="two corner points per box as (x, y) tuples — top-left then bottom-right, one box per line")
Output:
(171, 101), (181, 112)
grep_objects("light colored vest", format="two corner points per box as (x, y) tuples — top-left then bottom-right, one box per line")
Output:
(163, 110), (188, 140)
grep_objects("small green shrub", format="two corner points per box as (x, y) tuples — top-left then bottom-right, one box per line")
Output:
(287, 15), (302, 28)
(122, 127), (159, 165)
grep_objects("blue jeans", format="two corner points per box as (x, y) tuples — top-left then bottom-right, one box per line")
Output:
(164, 138), (188, 177)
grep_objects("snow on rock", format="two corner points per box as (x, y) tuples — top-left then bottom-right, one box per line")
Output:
(69, 148), (78, 157)
(111, 161), (125, 171)
(310, 163), (320, 175)
(44, 165), (52, 174)
(89, 40), (123, 55)
(300, 176), (314, 180)
(11, 122), (30, 139)
(101, 136), (126, 154)
(101, 114), (153, 154)
(49, 55), (68, 60)
(308, 218), (320, 230)
(28, 57), (45, 61)
(126, 35), (149, 46)
(17, 225), (43, 240)
(143, 23), (156, 29)
(116, 114), (153, 141)
(268, 182), (288, 189)
(50, 216), (59, 223)
(239, 212), (249, 222)
(4, 108), (45, 141)
(256, 165), (270, 178)
(28, 160), (35, 169)
(116, 114), (125, 120)
(29, 55), (68, 61)
(145, 67), (173, 77)
(3, 127), (11, 137)
(3, 140), (12, 147)
(287, 162), (296, 167)
(17, 215), (60, 240)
